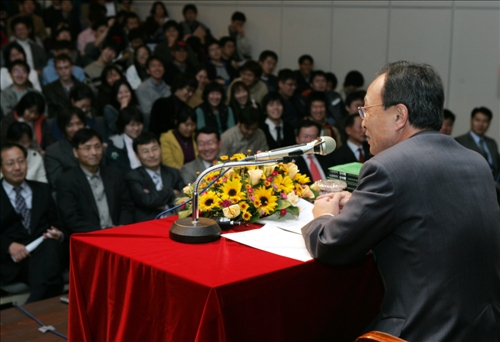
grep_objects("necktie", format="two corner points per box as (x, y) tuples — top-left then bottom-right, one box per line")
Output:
(153, 173), (163, 191)
(14, 187), (31, 233)
(276, 126), (282, 145)
(308, 155), (322, 182)
(477, 138), (490, 162)
(358, 146), (365, 162)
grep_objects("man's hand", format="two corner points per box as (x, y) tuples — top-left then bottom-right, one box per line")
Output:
(312, 191), (352, 218)
(9, 242), (29, 262)
(43, 226), (63, 241)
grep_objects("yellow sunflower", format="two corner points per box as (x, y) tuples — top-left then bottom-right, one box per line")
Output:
(242, 211), (252, 221)
(252, 186), (278, 216)
(273, 174), (295, 194)
(203, 171), (221, 183)
(220, 178), (246, 203)
(220, 155), (229, 161)
(294, 173), (311, 185)
(199, 191), (221, 211)
(239, 202), (250, 211)
(230, 153), (246, 161)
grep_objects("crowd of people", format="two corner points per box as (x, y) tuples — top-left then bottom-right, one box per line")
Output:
(1, 0), (499, 305)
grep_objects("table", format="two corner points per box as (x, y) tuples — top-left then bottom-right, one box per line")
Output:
(69, 217), (384, 341)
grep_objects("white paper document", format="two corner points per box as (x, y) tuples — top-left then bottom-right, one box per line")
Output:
(222, 224), (313, 262)
(11, 236), (44, 262)
(258, 198), (314, 234)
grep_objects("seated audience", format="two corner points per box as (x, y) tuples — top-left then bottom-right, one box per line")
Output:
(259, 50), (278, 92)
(220, 36), (237, 68)
(226, 11), (251, 62)
(125, 132), (185, 222)
(339, 70), (364, 101)
(331, 113), (371, 166)
(103, 79), (140, 136)
(344, 90), (366, 115)
(206, 40), (238, 86)
(8, 16), (47, 74)
(294, 54), (314, 96)
(150, 73), (196, 138)
(7, 0), (47, 42)
(42, 41), (85, 86)
(126, 44), (151, 90)
(136, 56), (171, 121)
(277, 69), (305, 129)
(259, 92), (295, 149)
(180, 126), (222, 185)
(105, 106), (144, 173)
(142, 1), (169, 42)
(160, 106), (198, 169)
(304, 91), (343, 148)
(195, 81), (236, 134)
(84, 40), (120, 91)
(5, 122), (47, 183)
(456, 107), (500, 180)
(220, 106), (268, 156)
(227, 60), (268, 105)
(43, 0), (62, 29)
(1, 42), (41, 91)
(43, 54), (84, 118)
(1, 143), (66, 303)
(187, 66), (209, 109)
(77, 4), (106, 55)
(96, 64), (124, 113)
(325, 72), (337, 92)
(180, 4), (212, 44)
(228, 80), (259, 122)
(119, 27), (145, 68)
(292, 120), (333, 184)
(439, 109), (456, 136)
(1, 92), (52, 153)
(44, 107), (85, 190)
(1, 60), (39, 117)
(57, 128), (134, 233)
(82, 17), (109, 63)
(117, 0), (140, 15)
(49, 0), (81, 43)
(163, 40), (197, 86)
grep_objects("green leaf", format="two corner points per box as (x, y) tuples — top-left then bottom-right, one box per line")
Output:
(178, 209), (192, 219)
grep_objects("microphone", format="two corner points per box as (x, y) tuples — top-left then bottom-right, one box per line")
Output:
(244, 136), (336, 161)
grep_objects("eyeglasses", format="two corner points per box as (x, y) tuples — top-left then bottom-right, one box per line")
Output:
(358, 104), (383, 118)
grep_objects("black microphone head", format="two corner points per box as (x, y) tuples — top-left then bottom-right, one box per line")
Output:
(320, 136), (336, 155)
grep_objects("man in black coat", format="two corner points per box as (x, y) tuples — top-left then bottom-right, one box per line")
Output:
(125, 132), (185, 222)
(1, 143), (66, 302)
(57, 129), (134, 233)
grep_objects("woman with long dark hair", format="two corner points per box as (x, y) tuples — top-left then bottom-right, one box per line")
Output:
(228, 80), (259, 122)
(97, 64), (124, 113)
(142, 2), (169, 41)
(103, 79), (140, 136)
(126, 45), (151, 89)
(195, 81), (235, 135)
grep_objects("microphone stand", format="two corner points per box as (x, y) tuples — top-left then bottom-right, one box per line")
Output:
(170, 158), (288, 243)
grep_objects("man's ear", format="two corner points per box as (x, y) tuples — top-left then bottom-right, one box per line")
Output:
(394, 104), (409, 130)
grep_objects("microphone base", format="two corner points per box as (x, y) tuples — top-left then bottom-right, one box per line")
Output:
(169, 217), (221, 244)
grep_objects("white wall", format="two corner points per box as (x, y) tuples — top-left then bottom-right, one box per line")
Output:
(135, 0), (500, 141)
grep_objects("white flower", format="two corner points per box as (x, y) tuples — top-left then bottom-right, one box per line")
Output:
(222, 204), (241, 219)
(247, 169), (263, 185)
(263, 164), (276, 176)
(287, 191), (299, 205)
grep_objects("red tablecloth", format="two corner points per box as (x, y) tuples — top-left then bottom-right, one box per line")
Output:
(68, 217), (383, 341)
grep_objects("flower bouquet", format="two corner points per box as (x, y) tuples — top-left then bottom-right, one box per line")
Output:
(177, 153), (319, 223)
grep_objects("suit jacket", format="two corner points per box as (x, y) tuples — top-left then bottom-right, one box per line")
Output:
(44, 137), (79, 190)
(124, 165), (185, 222)
(331, 142), (372, 167)
(302, 131), (500, 341)
(180, 157), (209, 185)
(0, 180), (64, 283)
(56, 165), (134, 234)
(42, 77), (82, 118)
(293, 154), (334, 184)
(455, 132), (500, 179)
(260, 121), (295, 150)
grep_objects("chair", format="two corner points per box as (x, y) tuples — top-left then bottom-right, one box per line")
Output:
(356, 331), (408, 342)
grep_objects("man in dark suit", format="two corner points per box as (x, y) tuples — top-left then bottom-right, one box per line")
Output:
(302, 61), (500, 341)
(260, 92), (295, 150)
(455, 106), (500, 180)
(125, 132), (185, 222)
(57, 129), (134, 234)
(331, 113), (372, 166)
(1, 143), (66, 302)
(292, 120), (334, 184)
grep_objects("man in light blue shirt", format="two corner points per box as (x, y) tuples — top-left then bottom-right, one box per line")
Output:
(41, 41), (85, 85)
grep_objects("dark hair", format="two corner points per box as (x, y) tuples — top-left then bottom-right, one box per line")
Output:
(229, 81), (251, 109)
(10, 16), (32, 32)
(6, 122), (33, 142)
(15, 92), (45, 116)
(57, 106), (86, 134)
(310, 70), (326, 83)
(239, 106), (260, 126)
(92, 17), (108, 31)
(183, 4), (197, 15)
(378, 61), (444, 131)
(175, 106), (197, 128)
(110, 79), (138, 110)
(71, 128), (102, 148)
(345, 90), (366, 107)
(101, 39), (120, 55)
(259, 50), (278, 63)
(88, 4), (107, 23)
(172, 73), (197, 93)
(443, 109), (456, 123)
(54, 53), (73, 66)
(306, 91), (327, 115)
(125, 12), (139, 23)
(471, 107), (492, 121)
(70, 84), (95, 104)
(202, 81), (226, 105)
(0, 143), (27, 164)
(146, 56), (164, 70)
(343, 70), (364, 88)
(162, 20), (180, 34)
(3, 43), (27, 69)
(116, 106), (144, 134)
(240, 60), (262, 79)
(54, 40), (74, 52)
(150, 1), (168, 17)
(220, 36), (235, 47)
(8, 59), (30, 74)
(128, 28), (145, 42)
(207, 39), (220, 48)
(195, 125), (220, 142)
(261, 92), (283, 117)
(231, 11), (246, 22)
(325, 72), (338, 90)
(344, 113), (359, 128)
(296, 120), (321, 138)
(132, 132), (160, 153)
(134, 44), (151, 60)
(298, 54), (314, 65)
(278, 69), (297, 83)
(100, 64), (123, 88)
(55, 26), (72, 40)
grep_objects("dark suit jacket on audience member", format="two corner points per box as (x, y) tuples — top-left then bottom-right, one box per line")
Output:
(455, 132), (500, 179)
(124, 165), (185, 222)
(260, 121), (295, 150)
(42, 77), (82, 118)
(56, 165), (134, 234)
(149, 95), (185, 138)
(293, 154), (335, 184)
(331, 142), (372, 167)
(44, 136), (79, 190)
